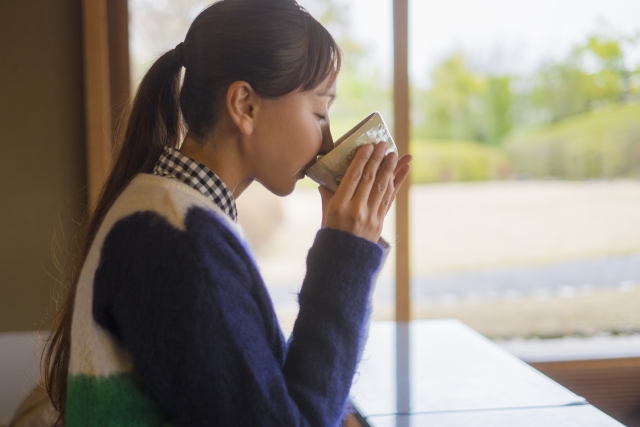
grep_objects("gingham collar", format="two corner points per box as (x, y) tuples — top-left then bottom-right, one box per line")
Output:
(153, 145), (237, 222)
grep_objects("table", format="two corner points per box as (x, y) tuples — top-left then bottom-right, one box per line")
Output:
(349, 320), (623, 426)
(365, 405), (622, 427)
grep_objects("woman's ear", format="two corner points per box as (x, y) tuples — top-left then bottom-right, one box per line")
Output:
(226, 81), (259, 135)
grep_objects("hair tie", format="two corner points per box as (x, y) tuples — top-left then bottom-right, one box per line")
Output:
(175, 42), (185, 67)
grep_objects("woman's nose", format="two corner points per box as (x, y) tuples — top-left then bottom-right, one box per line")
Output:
(319, 119), (334, 155)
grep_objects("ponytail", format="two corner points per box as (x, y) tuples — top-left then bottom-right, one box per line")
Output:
(43, 47), (184, 424)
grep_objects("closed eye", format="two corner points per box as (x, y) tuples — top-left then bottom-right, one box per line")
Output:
(315, 113), (326, 121)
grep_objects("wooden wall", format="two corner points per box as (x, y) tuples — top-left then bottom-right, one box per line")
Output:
(533, 358), (640, 426)
(0, 0), (86, 332)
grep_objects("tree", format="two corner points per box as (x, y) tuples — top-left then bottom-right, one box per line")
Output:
(129, 0), (208, 85)
(529, 28), (638, 123)
(299, 0), (392, 136)
(414, 53), (513, 145)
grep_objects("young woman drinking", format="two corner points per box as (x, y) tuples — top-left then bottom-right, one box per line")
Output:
(43, 0), (411, 425)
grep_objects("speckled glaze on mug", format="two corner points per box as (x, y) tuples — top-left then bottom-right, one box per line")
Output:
(305, 112), (397, 192)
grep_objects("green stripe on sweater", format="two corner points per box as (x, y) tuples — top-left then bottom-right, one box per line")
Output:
(67, 373), (177, 427)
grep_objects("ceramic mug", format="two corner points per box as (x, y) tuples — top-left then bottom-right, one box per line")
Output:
(305, 111), (397, 192)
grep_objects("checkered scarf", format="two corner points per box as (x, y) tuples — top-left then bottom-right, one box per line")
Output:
(153, 145), (237, 222)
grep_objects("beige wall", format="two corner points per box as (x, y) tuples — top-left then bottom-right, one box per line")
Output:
(0, 0), (86, 332)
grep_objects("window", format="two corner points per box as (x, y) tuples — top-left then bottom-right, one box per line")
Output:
(408, 0), (640, 339)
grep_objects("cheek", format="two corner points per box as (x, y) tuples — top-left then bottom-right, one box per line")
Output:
(301, 119), (323, 152)
(284, 120), (320, 162)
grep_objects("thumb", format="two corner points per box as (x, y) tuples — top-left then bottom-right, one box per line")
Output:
(318, 186), (334, 227)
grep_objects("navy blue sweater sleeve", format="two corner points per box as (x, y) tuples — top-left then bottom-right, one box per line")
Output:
(93, 207), (384, 427)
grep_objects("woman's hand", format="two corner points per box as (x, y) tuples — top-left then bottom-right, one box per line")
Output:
(319, 142), (412, 243)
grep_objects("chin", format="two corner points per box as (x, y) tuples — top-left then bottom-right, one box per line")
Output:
(261, 179), (296, 197)
(279, 182), (297, 197)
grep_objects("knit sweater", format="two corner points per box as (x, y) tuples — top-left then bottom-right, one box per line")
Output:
(66, 173), (388, 426)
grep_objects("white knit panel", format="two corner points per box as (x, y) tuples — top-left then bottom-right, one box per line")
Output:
(69, 174), (246, 377)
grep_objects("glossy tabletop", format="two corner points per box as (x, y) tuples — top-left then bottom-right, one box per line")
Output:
(349, 319), (586, 418)
(365, 404), (624, 427)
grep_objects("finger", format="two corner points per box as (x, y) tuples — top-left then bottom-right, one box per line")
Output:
(352, 142), (389, 205)
(378, 163), (411, 217)
(318, 186), (335, 227)
(374, 153), (409, 216)
(333, 143), (374, 201)
(377, 176), (396, 218)
(367, 151), (398, 212)
(393, 164), (411, 194)
(318, 185), (334, 204)
(394, 154), (413, 175)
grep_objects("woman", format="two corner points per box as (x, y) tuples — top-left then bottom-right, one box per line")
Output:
(43, 0), (411, 425)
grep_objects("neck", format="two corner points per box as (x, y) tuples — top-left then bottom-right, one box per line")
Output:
(179, 130), (254, 199)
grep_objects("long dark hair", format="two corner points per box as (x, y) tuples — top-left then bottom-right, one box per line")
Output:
(43, 0), (341, 423)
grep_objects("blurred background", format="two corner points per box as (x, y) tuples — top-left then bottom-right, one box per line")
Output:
(1, 0), (640, 424)
(130, 0), (640, 339)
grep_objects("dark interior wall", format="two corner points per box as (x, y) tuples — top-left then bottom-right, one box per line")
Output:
(0, 0), (86, 332)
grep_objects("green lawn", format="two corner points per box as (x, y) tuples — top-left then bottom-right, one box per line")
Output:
(409, 139), (511, 184)
(504, 102), (640, 179)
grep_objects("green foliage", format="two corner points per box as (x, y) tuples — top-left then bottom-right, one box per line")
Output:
(410, 140), (512, 184)
(330, 70), (392, 139)
(301, 0), (365, 61)
(581, 34), (626, 72)
(504, 103), (640, 179)
(299, 0), (392, 140)
(412, 27), (640, 152)
(485, 76), (513, 145)
(528, 33), (631, 124)
(529, 61), (597, 123)
(424, 54), (485, 141)
(412, 54), (512, 145)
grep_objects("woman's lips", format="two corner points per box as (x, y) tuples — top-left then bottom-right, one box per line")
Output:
(303, 156), (320, 172)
